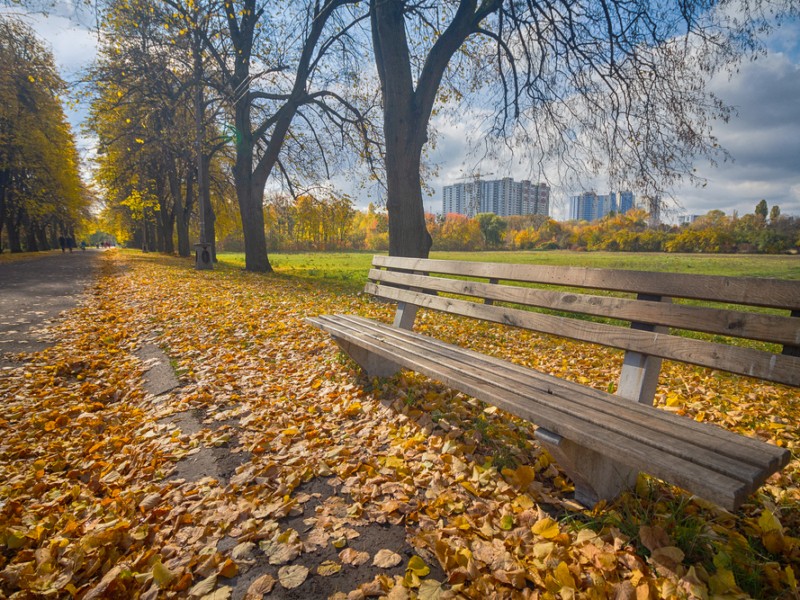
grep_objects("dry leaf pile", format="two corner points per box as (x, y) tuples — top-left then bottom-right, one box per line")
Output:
(1, 252), (798, 599)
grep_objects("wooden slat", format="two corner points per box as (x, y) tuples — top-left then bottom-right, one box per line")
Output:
(369, 269), (800, 346)
(332, 314), (787, 483)
(372, 256), (800, 311)
(335, 314), (788, 475)
(365, 283), (800, 388)
(308, 315), (752, 509)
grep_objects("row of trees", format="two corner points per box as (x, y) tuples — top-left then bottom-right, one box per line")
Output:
(85, 0), (796, 269)
(0, 17), (90, 253)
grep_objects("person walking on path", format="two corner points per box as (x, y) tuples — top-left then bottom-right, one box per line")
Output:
(58, 235), (66, 252)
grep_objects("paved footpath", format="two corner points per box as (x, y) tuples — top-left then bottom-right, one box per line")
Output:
(0, 249), (102, 366)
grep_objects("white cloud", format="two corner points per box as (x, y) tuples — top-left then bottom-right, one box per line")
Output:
(671, 50), (800, 219)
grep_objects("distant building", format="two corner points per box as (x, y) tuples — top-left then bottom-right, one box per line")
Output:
(569, 190), (636, 222)
(678, 214), (701, 225)
(617, 191), (635, 214)
(443, 178), (549, 218)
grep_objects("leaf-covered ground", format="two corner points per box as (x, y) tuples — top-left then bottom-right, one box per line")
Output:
(1, 251), (798, 599)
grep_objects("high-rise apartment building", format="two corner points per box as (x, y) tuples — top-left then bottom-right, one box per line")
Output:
(442, 178), (549, 218)
(569, 190), (636, 222)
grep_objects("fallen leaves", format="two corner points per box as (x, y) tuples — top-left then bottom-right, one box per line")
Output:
(0, 251), (798, 600)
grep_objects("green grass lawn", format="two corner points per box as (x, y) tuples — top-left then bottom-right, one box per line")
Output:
(217, 250), (800, 294)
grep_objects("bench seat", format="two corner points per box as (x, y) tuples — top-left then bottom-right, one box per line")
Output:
(308, 313), (790, 512)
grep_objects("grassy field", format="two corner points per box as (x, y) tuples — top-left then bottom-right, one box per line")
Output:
(217, 250), (800, 293)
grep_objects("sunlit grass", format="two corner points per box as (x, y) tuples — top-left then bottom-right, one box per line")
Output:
(215, 250), (800, 295)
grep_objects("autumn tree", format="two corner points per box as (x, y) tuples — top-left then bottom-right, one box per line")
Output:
(475, 212), (505, 248)
(0, 16), (88, 252)
(195, 0), (377, 272)
(371, 0), (796, 258)
(89, 0), (234, 257)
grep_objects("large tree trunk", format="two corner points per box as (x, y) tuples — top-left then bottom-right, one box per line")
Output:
(233, 99), (272, 272)
(372, 0), (430, 258)
(372, 0), (498, 258)
(385, 139), (431, 257)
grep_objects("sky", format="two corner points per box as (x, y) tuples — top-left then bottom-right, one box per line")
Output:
(13, 3), (800, 223)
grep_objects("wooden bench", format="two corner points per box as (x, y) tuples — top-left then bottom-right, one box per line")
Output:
(307, 256), (798, 511)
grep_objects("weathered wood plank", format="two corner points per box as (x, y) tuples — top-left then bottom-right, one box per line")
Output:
(308, 315), (752, 509)
(365, 283), (800, 387)
(372, 256), (800, 311)
(333, 314), (788, 477)
(368, 269), (800, 346)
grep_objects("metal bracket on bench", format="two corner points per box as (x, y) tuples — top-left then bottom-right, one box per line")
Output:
(333, 337), (402, 378)
(535, 428), (638, 507)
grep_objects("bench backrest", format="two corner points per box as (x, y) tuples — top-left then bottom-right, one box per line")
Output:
(366, 256), (800, 389)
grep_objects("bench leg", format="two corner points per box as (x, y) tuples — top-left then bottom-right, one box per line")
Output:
(333, 337), (402, 378)
(535, 428), (637, 507)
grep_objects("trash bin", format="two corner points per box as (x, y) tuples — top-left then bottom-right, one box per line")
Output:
(194, 243), (213, 270)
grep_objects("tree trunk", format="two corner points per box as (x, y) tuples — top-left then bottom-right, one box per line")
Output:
(171, 167), (192, 257)
(371, 0), (497, 258)
(23, 212), (37, 252)
(202, 154), (217, 261)
(237, 179), (271, 272)
(34, 221), (48, 251)
(234, 101), (272, 272)
(386, 140), (431, 257)
(9, 207), (22, 252)
(371, 0), (432, 258)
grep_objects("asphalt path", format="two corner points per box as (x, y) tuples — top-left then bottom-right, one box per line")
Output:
(0, 248), (102, 366)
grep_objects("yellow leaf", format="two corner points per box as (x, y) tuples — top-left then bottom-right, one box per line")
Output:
(758, 509), (783, 533)
(554, 561), (575, 589)
(762, 530), (785, 554)
(532, 517), (560, 539)
(407, 555), (430, 577)
(152, 560), (175, 587)
(316, 561), (341, 576)
(218, 558), (238, 578)
(500, 514), (514, 530)
(786, 565), (797, 591)
(708, 568), (737, 595)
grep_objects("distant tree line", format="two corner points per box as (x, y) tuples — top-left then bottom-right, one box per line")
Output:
(217, 197), (799, 254)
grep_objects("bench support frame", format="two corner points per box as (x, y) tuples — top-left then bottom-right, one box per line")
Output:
(534, 428), (639, 506)
(334, 337), (402, 378)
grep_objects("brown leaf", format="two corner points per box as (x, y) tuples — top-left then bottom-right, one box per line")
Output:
(639, 525), (670, 553)
(278, 565), (308, 589)
(373, 549), (403, 569)
(340, 548), (370, 566)
(244, 574), (276, 599)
